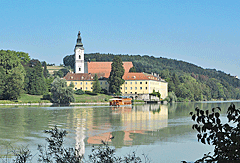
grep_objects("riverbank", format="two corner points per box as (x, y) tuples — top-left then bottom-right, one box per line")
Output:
(0, 93), (112, 104)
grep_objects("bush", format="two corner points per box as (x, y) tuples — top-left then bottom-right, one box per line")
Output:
(41, 93), (51, 100)
(3, 126), (148, 162)
(38, 126), (83, 162)
(85, 91), (98, 96)
(189, 104), (240, 162)
(74, 89), (85, 95)
(100, 88), (108, 94)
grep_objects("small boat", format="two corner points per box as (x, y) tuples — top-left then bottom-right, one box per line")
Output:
(109, 96), (132, 106)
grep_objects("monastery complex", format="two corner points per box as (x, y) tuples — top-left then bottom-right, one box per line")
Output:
(63, 32), (168, 99)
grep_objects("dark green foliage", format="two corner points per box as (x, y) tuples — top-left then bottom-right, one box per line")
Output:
(45, 76), (54, 92)
(74, 89), (85, 95)
(85, 91), (98, 95)
(190, 104), (240, 162)
(93, 74), (101, 93)
(42, 93), (52, 100)
(89, 140), (142, 163)
(53, 66), (71, 78)
(108, 56), (125, 95)
(150, 89), (161, 99)
(51, 77), (75, 104)
(6, 126), (147, 163)
(129, 66), (136, 72)
(101, 88), (108, 94)
(0, 67), (4, 98)
(63, 54), (75, 69)
(38, 126), (83, 162)
(15, 51), (31, 64)
(0, 50), (25, 100)
(53, 70), (64, 78)
(23, 59), (47, 95)
(42, 61), (49, 78)
(13, 146), (32, 163)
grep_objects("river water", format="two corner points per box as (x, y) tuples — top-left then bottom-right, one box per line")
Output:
(0, 101), (239, 162)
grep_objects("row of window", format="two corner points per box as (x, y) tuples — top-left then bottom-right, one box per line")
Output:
(122, 87), (148, 90)
(74, 82), (108, 85)
(74, 87), (108, 90)
(125, 92), (138, 94)
(75, 87), (92, 90)
(125, 81), (148, 84)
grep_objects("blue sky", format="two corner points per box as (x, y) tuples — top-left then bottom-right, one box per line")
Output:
(1, 0), (239, 77)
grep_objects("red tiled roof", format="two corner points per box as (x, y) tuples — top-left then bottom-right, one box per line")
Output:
(123, 72), (159, 81)
(63, 72), (107, 81)
(87, 62), (133, 78)
(63, 73), (94, 81)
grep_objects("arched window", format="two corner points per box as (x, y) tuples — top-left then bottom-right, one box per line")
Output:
(79, 68), (81, 71)
(79, 55), (81, 59)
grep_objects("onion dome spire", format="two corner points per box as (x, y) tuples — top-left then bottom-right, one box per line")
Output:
(75, 31), (84, 49)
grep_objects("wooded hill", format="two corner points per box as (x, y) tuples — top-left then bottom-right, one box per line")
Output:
(63, 53), (240, 101)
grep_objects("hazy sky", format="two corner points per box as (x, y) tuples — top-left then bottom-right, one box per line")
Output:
(1, 0), (239, 77)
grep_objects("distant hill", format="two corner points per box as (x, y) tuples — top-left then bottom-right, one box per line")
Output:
(63, 53), (240, 101)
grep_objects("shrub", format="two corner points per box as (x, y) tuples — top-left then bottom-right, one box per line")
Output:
(101, 88), (108, 94)
(85, 91), (98, 96)
(38, 126), (83, 162)
(74, 89), (85, 95)
(189, 104), (240, 162)
(41, 93), (51, 100)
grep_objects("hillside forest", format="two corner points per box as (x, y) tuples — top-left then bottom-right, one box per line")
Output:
(63, 53), (240, 102)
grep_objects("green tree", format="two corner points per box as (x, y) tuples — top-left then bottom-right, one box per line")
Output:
(45, 76), (54, 92)
(108, 56), (125, 94)
(93, 74), (101, 93)
(15, 51), (30, 64)
(51, 77), (75, 104)
(63, 54), (75, 69)
(129, 66), (136, 72)
(190, 104), (240, 162)
(0, 50), (25, 100)
(42, 61), (49, 78)
(150, 89), (161, 99)
(24, 59), (47, 95)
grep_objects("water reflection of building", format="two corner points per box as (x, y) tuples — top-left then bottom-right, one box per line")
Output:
(74, 109), (94, 156)
(87, 104), (168, 146)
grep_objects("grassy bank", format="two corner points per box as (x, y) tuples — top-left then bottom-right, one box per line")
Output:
(74, 94), (112, 103)
(0, 93), (112, 104)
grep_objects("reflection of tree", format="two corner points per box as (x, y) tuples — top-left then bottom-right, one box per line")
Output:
(168, 102), (231, 119)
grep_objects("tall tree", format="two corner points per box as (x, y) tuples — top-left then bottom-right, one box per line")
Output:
(93, 74), (101, 93)
(15, 51), (30, 64)
(107, 56), (125, 94)
(24, 59), (47, 95)
(51, 77), (75, 104)
(42, 61), (49, 78)
(0, 50), (25, 100)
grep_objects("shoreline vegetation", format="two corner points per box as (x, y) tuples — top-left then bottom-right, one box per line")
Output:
(0, 93), (146, 106)
(0, 93), (239, 106)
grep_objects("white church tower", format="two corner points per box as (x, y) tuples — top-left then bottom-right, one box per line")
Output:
(75, 31), (84, 73)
